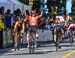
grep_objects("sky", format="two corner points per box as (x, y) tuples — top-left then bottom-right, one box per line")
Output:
(66, 0), (72, 14)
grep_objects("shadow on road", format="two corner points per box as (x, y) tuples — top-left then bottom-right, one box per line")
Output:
(0, 42), (75, 56)
(1, 51), (48, 56)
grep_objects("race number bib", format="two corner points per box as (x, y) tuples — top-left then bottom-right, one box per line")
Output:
(31, 17), (35, 25)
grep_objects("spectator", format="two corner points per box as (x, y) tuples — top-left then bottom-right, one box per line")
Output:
(0, 7), (5, 30)
(5, 9), (12, 29)
(15, 8), (21, 16)
(1, 6), (5, 15)
(0, 7), (5, 48)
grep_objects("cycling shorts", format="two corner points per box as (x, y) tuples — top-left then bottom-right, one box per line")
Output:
(27, 26), (38, 33)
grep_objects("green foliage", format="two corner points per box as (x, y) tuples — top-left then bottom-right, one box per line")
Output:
(73, 0), (75, 4)
(63, 0), (66, 8)
(33, 0), (40, 7)
(18, 0), (29, 5)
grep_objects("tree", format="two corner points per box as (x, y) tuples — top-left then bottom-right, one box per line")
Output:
(18, 0), (29, 5)
(72, 0), (75, 15)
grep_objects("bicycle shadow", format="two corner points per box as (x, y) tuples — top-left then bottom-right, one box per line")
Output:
(0, 49), (55, 56)
(1, 51), (48, 56)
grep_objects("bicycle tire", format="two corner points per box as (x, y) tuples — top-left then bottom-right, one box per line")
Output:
(14, 32), (21, 51)
(29, 47), (32, 54)
(29, 32), (35, 54)
(31, 33), (35, 54)
(69, 33), (74, 44)
(56, 33), (60, 51)
(70, 37), (73, 44)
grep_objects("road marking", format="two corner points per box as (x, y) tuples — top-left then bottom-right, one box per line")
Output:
(62, 50), (75, 58)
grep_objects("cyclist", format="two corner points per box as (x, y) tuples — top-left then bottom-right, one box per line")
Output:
(24, 9), (43, 48)
(68, 23), (75, 30)
(66, 15), (73, 26)
(13, 16), (25, 50)
(53, 17), (64, 48)
(67, 22), (75, 35)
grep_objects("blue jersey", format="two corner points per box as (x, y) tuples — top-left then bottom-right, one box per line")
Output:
(5, 15), (12, 28)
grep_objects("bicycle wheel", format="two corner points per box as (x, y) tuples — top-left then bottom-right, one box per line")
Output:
(17, 33), (21, 51)
(56, 33), (59, 51)
(28, 38), (32, 54)
(29, 47), (32, 54)
(69, 33), (74, 44)
(29, 33), (35, 54)
(31, 33), (35, 54)
(14, 32), (18, 51)
(32, 36), (35, 54)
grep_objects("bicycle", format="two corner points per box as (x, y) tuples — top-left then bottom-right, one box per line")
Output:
(29, 31), (36, 54)
(68, 29), (75, 44)
(55, 32), (60, 51)
(14, 31), (21, 51)
(54, 28), (63, 51)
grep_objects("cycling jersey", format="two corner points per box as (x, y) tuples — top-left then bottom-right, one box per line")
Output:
(68, 24), (75, 29)
(14, 21), (24, 32)
(26, 16), (40, 26)
(54, 23), (63, 32)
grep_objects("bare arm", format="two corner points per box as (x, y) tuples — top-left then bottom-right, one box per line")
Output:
(39, 11), (43, 18)
(24, 10), (30, 22)
(14, 22), (18, 32)
(24, 10), (29, 17)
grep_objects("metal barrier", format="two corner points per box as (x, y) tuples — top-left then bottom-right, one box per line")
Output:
(3, 30), (14, 48)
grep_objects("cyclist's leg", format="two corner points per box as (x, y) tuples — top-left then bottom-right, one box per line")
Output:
(20, 31), (24, 44)
(32, 27), (39, 47)
(26, 31), (30, 47)
(14, 32), (18, 48)
(35, 32), (39, 47)
(17, 32), (20, 48)
(18, 32), (21, 44)
(54, 28), (57, 42)
(59, 32), (63, 42)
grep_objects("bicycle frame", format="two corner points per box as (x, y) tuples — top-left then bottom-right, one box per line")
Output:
(68, 29), (75, 44)
(14, 32), (21, 51)
(29, 31), (36, 54)
(56, 32), (60, 51)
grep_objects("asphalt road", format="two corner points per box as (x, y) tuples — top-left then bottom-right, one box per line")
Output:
(0, 30), (75, 58)
(0, 42), (75, 58)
